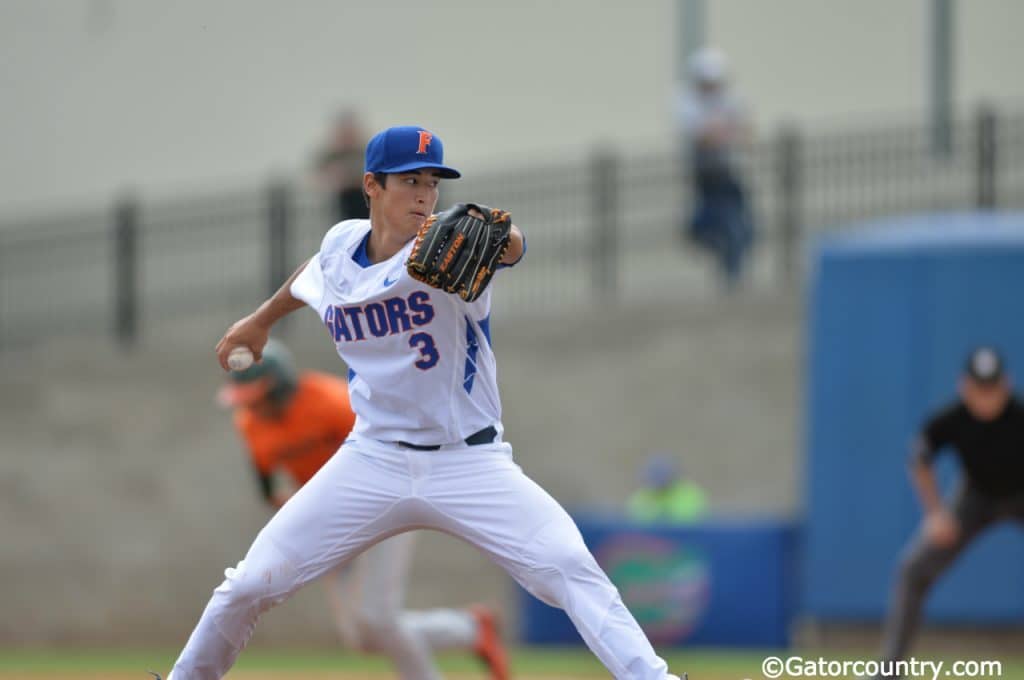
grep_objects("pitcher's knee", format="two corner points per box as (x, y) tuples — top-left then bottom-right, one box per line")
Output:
(529, 542), (605, 606)
(215, 556), (300, 615)
(552, 542), (598, 576)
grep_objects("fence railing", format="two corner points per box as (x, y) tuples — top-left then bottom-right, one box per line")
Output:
(1, 105), (1022, 350)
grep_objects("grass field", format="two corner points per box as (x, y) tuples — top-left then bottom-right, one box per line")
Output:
(1, 647), (1022, 680)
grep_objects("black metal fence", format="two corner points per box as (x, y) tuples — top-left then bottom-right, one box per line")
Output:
(1, 105), (1022, 350)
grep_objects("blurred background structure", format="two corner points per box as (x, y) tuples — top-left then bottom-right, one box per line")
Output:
(2, 0), (1024, 671)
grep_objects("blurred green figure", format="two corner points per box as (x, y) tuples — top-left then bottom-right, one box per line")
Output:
(628, 453), (708, 524)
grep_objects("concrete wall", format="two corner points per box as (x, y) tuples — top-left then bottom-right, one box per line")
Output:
(0, 292), (799, 644)
(2, 0), (1022, 217)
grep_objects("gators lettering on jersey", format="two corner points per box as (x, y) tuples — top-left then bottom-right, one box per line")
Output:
(290, 219), (504, 446)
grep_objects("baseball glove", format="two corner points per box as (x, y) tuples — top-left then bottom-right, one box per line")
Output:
(407, 202), (512, 302)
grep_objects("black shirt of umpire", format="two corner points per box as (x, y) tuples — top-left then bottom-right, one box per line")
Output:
(917, 396), (1024, 498)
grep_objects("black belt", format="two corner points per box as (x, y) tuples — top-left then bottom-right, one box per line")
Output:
(398, 425), (497, 451)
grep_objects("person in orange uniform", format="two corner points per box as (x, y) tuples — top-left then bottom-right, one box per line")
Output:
(218, 339), (509, 680)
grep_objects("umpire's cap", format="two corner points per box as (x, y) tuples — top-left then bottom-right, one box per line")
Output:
(218, 339), (299, 407)
(964, 346), (1006, 385)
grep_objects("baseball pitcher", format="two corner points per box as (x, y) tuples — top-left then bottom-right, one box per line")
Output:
(157, 125), (687, 680)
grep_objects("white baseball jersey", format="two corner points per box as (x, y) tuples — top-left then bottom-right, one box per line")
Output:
(291, 219), (503, 446)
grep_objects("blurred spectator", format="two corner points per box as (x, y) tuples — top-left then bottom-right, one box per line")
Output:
(627, 452), (708, 523)
(315, 109), (370, 223)
(677, 47), (755, 288)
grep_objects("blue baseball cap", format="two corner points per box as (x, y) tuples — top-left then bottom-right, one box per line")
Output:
(364, 125), (461, 179)
(640, 452), (681, 489)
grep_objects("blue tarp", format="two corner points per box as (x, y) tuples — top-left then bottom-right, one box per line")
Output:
(519, 516), (799, 647)
(804, 212), (1024, 622)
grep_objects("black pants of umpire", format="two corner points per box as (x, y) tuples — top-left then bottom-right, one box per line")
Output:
(880, 484), (1024, 668)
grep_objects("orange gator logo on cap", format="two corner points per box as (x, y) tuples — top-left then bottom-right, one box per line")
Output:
(416, 130), (433, 154)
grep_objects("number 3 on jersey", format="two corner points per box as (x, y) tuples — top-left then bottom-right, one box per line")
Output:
(409, 332), (439, 370)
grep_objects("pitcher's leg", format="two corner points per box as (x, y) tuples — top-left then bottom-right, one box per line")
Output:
(511, 513), (668, 680)
(424, 446), (671, 680)
(170, 446), (410, 680)
(170, 535), (302, 680)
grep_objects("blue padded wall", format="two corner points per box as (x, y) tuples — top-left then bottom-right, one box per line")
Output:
(804, 213), (1024, 622)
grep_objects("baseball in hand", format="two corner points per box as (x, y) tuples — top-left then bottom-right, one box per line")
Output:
(227, 346), (255, 371)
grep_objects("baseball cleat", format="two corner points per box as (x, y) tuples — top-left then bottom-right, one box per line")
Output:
(147, 673), (162, 680)
(470, 604), (510, 680)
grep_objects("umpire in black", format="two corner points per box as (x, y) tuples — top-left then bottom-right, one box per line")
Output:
(877, 346), (1024, 672)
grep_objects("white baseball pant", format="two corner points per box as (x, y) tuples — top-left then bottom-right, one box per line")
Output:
(169, 437), (672, 679)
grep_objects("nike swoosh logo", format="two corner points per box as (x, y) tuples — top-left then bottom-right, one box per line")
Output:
(383, 274), (400, 287)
